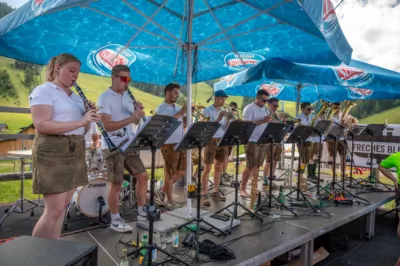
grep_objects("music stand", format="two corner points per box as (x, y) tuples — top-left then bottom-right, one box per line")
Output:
(123, 115), (189, 266)
(308, 120), (332, 196)
(253, 123), (296, 217)
(214, 121), (263, 230)
(284, 125), (317, 212)
(174, 121), (227, 261)
(344, 125), (366, 189)
(324, 123), (370, 205)
(360, 124), (392, 190)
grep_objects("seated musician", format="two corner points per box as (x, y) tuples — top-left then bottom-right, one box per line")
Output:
(200, 90), (229, 206)
(296, 102), (318, 184)
(154, 83), (187, 210)
(262, 98), (283, 183)
(240, 90), (272, 197)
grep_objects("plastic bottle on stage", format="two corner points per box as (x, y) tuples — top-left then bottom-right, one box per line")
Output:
(152, 232), (160, 262)
(278, 186), (285, 203)
(172, 227), (179, 248)
(119, 248), (129, 266)
(160, 229), (167, 249)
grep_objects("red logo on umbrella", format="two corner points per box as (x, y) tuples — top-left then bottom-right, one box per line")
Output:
(260, 82), (284, 97)
(348, 87), (374, 96)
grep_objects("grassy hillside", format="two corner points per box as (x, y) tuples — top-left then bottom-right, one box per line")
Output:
(360, 106), (400, 124)
(0, 56), (299, 132)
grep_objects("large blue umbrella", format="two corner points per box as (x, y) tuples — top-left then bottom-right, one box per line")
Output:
(0, 0), (353, 216)
(214, 58), (400, 102)
(0, 0), (353, 85)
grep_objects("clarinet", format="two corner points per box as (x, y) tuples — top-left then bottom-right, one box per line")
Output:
(73, 81), (118, 151)
(125, 86), (146, 122)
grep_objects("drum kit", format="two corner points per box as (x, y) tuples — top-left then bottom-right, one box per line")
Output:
(0, 148), (136, 229)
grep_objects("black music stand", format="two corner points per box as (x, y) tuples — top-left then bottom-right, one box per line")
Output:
(308, 120), (332, 196)
(284, 125), (317, 212)
(123, 115), (189, 266)
(324, 123), (370, 205)
(360, 124), (392, 190)
(344, 125), (366, 189)
(174, 122), (227, 261)
(253, 123), (296, 217)
(214, 121), (263, 231)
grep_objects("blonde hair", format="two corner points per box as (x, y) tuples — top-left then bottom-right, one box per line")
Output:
(45, 53), (81, 82)
(112, 64), (130, 76)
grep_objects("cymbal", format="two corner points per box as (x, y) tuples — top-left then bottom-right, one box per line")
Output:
(7, 149), (32, 157)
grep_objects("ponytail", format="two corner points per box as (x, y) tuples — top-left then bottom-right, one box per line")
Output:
(45, 53), (81, 82)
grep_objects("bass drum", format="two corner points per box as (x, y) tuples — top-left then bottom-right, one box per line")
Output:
(72, 178), (111, 217)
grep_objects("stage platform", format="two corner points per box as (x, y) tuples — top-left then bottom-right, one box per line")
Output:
(58, 187), (393, 266)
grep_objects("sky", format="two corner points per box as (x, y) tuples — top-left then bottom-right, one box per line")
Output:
(4, 0), (400, 73)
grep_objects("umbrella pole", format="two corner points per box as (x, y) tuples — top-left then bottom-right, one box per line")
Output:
(185, 0), (194, 219)
(289, 85), (301, 186)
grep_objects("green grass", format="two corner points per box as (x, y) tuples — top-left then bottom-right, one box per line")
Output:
(360, 106), (400, 124)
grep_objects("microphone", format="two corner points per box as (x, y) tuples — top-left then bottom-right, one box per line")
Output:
(206, 95), (213, 103)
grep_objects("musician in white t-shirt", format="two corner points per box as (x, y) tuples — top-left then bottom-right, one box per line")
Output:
(200, 90), (229, 206)
(98, 65), (148, 232)
(154, 83), (186, 210)
(240, 90), (272, 198)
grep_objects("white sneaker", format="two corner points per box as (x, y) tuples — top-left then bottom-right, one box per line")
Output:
(137, 206), (147, 217)
(110, 218), (133, 233)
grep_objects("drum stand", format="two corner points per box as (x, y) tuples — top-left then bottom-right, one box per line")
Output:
(0, 157), (38, 228)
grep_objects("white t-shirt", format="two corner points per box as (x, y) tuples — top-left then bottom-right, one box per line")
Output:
(28, 82), (85, 135)
(202, 105), (227, 139)
(98, 88), (134, 149)
(243, 102), (270, 142)
(332, 114), (345, 140)
(297, 113), (319, 143)
(84, 122), (99, 148)
(155, 102), (184, 144)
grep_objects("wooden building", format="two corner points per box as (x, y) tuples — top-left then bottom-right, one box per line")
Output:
(0, 124), (35, 156)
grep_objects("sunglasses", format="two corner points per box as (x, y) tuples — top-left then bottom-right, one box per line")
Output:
(258, 97), (268, 103)
(272, 104), (279, 108)
(306, 108), (312, 111)
(115, 76), (131, 83)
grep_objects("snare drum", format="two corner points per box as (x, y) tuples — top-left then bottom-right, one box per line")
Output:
(71, 178), (111, 217)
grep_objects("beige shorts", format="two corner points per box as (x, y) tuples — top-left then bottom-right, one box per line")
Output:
(32, 135), (87, 194)
(103, 150), (146, 183)
(266, 143), (283, 162)
(245, 142), (268, 168)
(327, 140), (347, 157)
(298, 142), (313, 163)
(312, 142), (322, 159)
(204, 138), (228, 165)
(161, 144), (187, 175)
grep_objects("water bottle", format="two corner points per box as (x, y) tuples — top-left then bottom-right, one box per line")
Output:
(278, 186), (285, 203)
(119, 248), (129, 266)
(172, 227), (179, 248)
(160, 229), (167, 249)
(152, 232), (160, 262)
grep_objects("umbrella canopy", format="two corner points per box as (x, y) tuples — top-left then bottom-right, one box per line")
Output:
(0, 0), (353, 85)
(214, 58), (400, 102)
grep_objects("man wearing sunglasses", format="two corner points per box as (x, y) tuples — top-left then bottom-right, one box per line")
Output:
(296, 102), (319, 187)
(98, 64), (148, 233)
(262, 98), (284, 186)
(240, 90), (272, 198)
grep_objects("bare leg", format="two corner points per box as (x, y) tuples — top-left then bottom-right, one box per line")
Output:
(164, 170), (185, 202)
(135, 172), (148, 206)
(51, 189), (76, 239)
(108, 182), (122, 215)
(272, 160), (279, 177)
(201, 164), (212, 195)
(213, 160), (223, 193)
(240, 167), (251, 197)
(33, 190), (73, 239)
(263, 162), (269, 178)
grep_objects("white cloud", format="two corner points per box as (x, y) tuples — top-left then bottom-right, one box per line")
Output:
(332, 0), (400, 72)
(4, 0), (28, 9)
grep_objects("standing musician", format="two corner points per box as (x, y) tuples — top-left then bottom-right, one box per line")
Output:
(296, 102), (318, 183)
(222, 101), (239, 182)
(154, 83), (186, 210)
(240, 90), (272, 198)
(200, 90), (229, 206)
(98, 65), (148, 232)
(29, 53), (99, 239)
(263, 98), (283, 183)
(326, 102), (347, 178)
